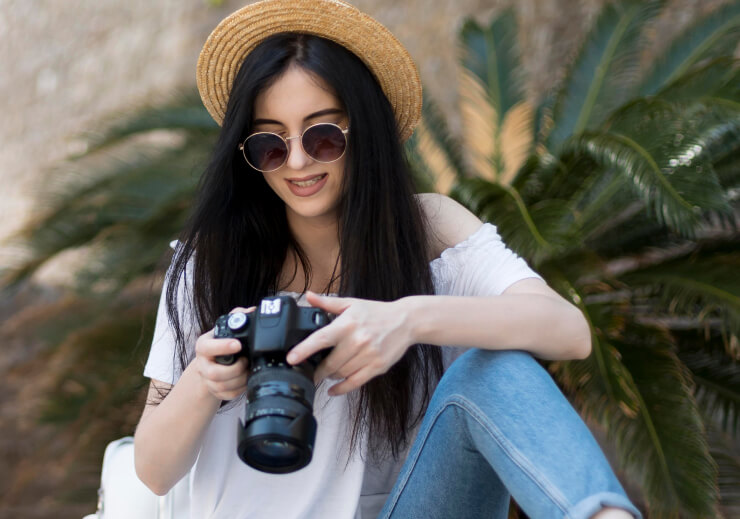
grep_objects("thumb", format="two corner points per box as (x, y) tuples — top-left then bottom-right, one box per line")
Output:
(306, 290), (353, 314)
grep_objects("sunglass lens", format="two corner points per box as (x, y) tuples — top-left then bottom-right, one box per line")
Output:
(303, 124), (346, 163)
(245, 133), (288, 172)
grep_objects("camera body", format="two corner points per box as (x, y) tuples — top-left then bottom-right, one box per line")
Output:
(213, 295), (331, 474)
(214, 296), (330, 368)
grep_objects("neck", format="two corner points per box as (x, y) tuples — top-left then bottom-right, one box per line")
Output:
(286, 209), (339, 256)
(284, 208), (341, 292)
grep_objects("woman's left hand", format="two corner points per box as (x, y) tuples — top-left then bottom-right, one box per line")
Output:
(287, 291), (415, 396)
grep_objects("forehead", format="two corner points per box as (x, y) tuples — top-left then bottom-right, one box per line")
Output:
(253, 65), (342, 122)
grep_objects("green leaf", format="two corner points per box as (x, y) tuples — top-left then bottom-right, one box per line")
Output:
(706, 424), (740, 516)
(568, 99), (731, 235)
(460, 10), (524, 123)
(0, 142), (203, 288)
(655, 58), (740, 111)
(675, 328), (740, 438)
(621, 252), (740, 335)
(451, 177), (580, 265)
(547, 1), (662, 149)
(409, 94), (467, 193)
(638, 3), (740, 97)
(581, 321), (718, 517)
(79, 91), (218, 155)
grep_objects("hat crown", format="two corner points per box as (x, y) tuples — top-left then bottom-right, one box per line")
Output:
(196, 0), (422, 142)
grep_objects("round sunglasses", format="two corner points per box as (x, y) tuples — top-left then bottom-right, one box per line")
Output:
(239, 122), (349, 173)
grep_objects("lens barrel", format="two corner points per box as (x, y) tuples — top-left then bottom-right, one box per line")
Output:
(237, 364), (318, 473)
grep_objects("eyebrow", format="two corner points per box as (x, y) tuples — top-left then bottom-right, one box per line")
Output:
(252, 108), (344, 126)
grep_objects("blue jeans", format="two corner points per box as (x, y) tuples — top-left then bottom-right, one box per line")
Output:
(379, 349), (642, 519)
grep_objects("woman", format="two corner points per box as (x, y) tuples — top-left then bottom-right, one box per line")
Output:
(134, 1), (642, 518)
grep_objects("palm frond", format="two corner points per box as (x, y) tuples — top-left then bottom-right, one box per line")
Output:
(674, 328), (740, 438)
(458, 66), (499, 182)
(458, 10), (530, 183)
(499, 100), (534, 185)
(637, 3), (740, 97)
(547, 1), (662, 150)
(0, 142), (204, 289)
(459, 10), (524, 123)
(79, 90), (218, 155)
(573, 320), (719, 517)
(451, 177), (580, 265)
(654, 58), (740, 111)
(412, 95), (467, 193)
(568, 99), (731, 235)
(706, 424), (740, 517)
(620, 251), (740, 336)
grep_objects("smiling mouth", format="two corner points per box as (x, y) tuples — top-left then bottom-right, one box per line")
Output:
(288, 173), (327, 187)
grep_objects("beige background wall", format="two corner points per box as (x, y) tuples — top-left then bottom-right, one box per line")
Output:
(0, 0), (728, 246)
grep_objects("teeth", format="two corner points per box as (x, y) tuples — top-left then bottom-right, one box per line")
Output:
(291, 174), (326, 187)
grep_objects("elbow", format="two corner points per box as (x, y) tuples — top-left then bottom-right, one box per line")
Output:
(135, 462), (172, 497)
(134, 438), (173, 496)
(567, 307), (592, 360)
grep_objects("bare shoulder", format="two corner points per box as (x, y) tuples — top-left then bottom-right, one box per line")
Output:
(416, 193), (483, 258)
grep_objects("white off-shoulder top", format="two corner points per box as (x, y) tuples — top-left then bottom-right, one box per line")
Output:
(144, 223), (542, 519)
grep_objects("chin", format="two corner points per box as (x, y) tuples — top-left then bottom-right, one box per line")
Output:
(285, 200), (339, 221)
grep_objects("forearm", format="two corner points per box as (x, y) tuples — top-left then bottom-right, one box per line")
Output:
(403, 294), (591, 360)
(134, 362), (221, 495)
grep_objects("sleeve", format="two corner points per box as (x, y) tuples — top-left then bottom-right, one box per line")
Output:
(143, 240), (198, 385)
(430, 222), (543, 297)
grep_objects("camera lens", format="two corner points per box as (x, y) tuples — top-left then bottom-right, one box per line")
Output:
(236, 365), (318, 473)
(243, 439), (302, 469)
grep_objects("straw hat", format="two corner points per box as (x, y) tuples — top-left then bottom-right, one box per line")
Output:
(196, 0), (422, 141)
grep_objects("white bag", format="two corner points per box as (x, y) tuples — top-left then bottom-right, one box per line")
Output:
(83, 436), (189, 519)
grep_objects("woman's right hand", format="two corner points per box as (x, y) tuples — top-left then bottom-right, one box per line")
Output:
(193, 306), (254, 401)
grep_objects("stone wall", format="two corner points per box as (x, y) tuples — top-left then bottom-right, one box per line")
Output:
(0, 0), (729, 245)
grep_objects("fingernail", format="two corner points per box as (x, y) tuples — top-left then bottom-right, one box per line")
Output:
(286, 352), (297, 364)
(231, 341), (240, 351)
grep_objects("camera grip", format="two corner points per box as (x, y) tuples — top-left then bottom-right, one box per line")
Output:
(214, 353), (238, 365)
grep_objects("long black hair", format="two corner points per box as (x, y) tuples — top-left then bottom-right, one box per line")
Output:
(165, 33), (443, 459)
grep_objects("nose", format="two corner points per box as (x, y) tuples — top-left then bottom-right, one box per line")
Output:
(284, 135), (313, 171)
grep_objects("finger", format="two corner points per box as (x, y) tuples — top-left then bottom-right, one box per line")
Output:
(327, 366), (375, 396)
(196, 336), (242, 358)
(315, 344), (366, 382)
(287, 326), (336, 365)
(229, 306), (257, 314)
(322, 352), (373, 382)
(207, 377), (247, 396)
(204, 357), (249, 383)
(305, 291), (354, 315)
(208, 380), (247, 401)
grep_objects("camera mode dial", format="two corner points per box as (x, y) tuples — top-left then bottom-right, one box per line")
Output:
(228, 312), (249, 331)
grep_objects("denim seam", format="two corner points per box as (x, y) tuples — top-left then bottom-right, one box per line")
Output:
(447, 394), (573, 517)
(381, 393), (573, 518)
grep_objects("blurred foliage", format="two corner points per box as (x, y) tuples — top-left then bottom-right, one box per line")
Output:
(0, 0), (739, 517)
(409, 1), (740, 517)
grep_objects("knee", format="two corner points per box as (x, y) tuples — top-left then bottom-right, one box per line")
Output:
(434, 349), (556, 402)
(445, 349), (540, 382)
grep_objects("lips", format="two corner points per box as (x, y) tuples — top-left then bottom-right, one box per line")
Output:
(285, 173), (328, 197)
(287, 173), (327, 187)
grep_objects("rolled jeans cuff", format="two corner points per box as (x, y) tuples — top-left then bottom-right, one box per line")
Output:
(568, 491), (643, 519)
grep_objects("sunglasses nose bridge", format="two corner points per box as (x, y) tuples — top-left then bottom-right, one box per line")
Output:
(283, 132), (314, 170)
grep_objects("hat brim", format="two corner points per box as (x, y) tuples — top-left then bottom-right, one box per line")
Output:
(196, 0), (422, 141)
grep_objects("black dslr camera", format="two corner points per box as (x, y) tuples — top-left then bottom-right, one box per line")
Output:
(213, 295), (331, 474)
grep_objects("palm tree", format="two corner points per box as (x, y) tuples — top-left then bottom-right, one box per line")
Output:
(409, 1), (740, 517)
(0, 1), (738, 517)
